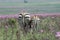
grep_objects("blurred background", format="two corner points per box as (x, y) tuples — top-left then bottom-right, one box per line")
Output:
(0, 0), (60, 40)
(0, 0), (60, 15)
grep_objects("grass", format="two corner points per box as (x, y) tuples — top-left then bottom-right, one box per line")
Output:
(0, 2), (60, 40)
(0, 16), (60, 40)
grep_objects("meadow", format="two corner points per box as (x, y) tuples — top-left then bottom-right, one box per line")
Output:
(0, 15), (60, 40)
(0, 2), (60, 40)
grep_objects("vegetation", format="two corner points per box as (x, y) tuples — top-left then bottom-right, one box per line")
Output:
(0, 16), (60, 40)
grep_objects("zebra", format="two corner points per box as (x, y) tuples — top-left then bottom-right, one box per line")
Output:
(18, 12), (40, 33)
(18, 12), (32, 33)
(31, 15), (40, 32)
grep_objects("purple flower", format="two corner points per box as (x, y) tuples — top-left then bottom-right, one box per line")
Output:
(55, 32), (60, 37)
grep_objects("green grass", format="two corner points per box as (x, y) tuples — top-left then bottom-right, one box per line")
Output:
(0, 16), (60, 40)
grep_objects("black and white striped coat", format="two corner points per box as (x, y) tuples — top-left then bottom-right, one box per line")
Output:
(18, 12), (32, 31)
(18, 12), (40, 32)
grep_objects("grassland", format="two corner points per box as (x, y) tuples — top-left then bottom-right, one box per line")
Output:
(0, 2), (60, 40)
(0, 16), (60, 40)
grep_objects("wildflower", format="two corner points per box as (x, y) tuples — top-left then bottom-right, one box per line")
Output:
(40, 29), (44, 33)
(55, 32), (60, 37)
(51, 17), (55, 19)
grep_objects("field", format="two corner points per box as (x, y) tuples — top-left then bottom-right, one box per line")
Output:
(0, 2), (60, 40)
(0, 16), (60, 40)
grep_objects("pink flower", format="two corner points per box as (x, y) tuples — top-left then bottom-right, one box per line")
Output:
(51, 17), (55, 18)
(55, 32), (60, 37)
(40, 29), (44, 33)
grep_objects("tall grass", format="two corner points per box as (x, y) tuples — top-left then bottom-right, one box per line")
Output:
(0, 16), (60, 40)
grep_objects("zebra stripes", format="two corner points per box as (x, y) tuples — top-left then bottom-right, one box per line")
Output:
(18, 12), (31, 20)
(18, 12), (40, 33)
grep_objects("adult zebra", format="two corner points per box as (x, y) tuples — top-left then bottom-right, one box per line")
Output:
(18, 12), (32, 33)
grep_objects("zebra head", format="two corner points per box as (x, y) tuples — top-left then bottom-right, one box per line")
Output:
(31, 15), (40, 26)
(18, 12), (31, 25)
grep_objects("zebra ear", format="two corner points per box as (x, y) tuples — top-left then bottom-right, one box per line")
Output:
(19, 15), (22, 17)
(18, 14), (22, 18)
(25, 15), (30, 17)
(19, 13), (22, 15)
